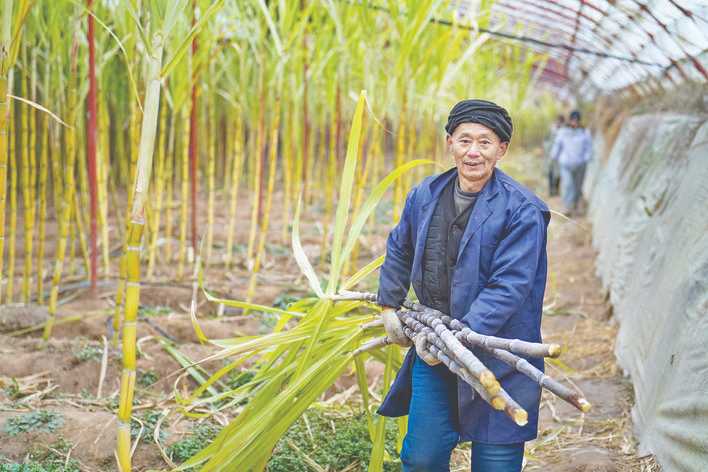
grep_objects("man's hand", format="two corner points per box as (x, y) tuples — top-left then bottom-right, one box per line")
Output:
(381, 308), (412, 347)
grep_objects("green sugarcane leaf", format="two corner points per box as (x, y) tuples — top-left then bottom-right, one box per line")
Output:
(341, 254), (386, 291)
(355, 355), (375, 439)
(292, 195), (325, 298)
(182, 334), (359, 470)
(255, 0), (283, 56)
(327, 90), (367, 294)
(202, 288), (305, 318)
(340, 159), (435, 270)
(160, 0), (224, 78)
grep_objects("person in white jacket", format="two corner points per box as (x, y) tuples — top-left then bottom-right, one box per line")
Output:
(550, 110), (593, 216)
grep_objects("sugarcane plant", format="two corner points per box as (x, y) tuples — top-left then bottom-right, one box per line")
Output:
(178, 91), (435, 471)
(110, 1), (224, 470)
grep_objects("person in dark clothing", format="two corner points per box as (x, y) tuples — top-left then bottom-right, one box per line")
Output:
(544, 114), (565, 196)
(377, 99), (550, 471)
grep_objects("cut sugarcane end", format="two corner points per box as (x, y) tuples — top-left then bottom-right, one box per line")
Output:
(491, 396), (506, 410)
(548, 344), (562, 358)
(578, 398), (592, 412)
(512, 409), (528, 426)
(479, 370), (497, 388)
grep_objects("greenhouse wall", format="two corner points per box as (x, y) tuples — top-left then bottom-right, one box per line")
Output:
(585, 93), (708, 472)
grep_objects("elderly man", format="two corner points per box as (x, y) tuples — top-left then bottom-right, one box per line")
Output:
(550, 110), (593, 216)
(376, 99), (550, 471)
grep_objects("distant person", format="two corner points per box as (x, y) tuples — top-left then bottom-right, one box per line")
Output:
(544, 115), (565, 197)
(550, 110), (592, 216)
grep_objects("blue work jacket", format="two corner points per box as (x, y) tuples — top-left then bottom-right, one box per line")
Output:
(376, 167), (550, 444)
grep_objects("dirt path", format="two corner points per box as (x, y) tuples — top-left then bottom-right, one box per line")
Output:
(522, 198), (657, 472)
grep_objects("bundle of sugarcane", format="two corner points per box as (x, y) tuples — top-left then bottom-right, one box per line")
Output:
(342, 291), (591, 426)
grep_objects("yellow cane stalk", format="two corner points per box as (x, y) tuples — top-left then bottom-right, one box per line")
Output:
(224, 113), (243, 268)
(164, 113), (175, 264)
(36, 60), (49, 303)
(20, 61), (33, 303)
(0, 0), (12, 304)
(6, 75), (16, 303)
(246, 72), (265, 271)
(245, 95), (281, 304)
(44, 69), (77, 340)
(116, 35), (164, 472)
(146, 101), (168, 278)
(97, 92), (110, 276)
(205, 96), (216, 265)
(177, 110), (189, 279)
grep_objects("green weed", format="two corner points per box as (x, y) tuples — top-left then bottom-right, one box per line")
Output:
(267, 409), (400, 472)
(3, 411), (64, 436)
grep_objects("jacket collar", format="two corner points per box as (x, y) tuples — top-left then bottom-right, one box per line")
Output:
(421, 167), (501, 209)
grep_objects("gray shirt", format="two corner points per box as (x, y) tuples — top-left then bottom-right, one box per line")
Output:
(454, 177), (479, 215)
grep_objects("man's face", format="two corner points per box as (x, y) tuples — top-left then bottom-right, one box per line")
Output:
(569, 118), (579, 128)
(446, 122), (508, 191)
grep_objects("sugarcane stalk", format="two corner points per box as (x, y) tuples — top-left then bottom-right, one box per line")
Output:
(405, 301), (561, 358)
(163, 109), (175, 264)
(339, 291), (561, 359)
(205, 82), (215, 265)
(72, 187), (91, 275)
(399, 320), (522, 424)
(146, 100), (168, 278)
(410, 324), (528, 426)
(399, 312), (500, 397)
(352, 335), (392, 356)
(224, 112), (243, 268)
(36, 59), (49, 303)
(177, 109), (189, 278)
(246, 94), (281, 304)
(86, 0), (98, 291)
(188, 0), (198, 254)
(0, 0), (12, 305)
(116, 33), (164, 472)
(452, 330), (591, 412)
(6, 73), (16, 303)
(20, 65), (33, 303)
(245, 69), (265, 270)
(97, 90), (110, 276)
(407, 309), (498, 390)
(281, 103), (293, 245)
(44, 39), (79, 340)
(444, 317), (561, 358)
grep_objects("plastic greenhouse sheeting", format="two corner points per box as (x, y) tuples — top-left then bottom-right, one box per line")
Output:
(465, 0), (708, 94)
(585, 112), (708, 471)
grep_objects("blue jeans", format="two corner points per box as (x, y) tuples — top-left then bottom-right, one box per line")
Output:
(560, 162), (587, 212)
(400, 355), (525, 472)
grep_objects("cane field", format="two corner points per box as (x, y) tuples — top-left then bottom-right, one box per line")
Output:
(0, 1), (664, 471)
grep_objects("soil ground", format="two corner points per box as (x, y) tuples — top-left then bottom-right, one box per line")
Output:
(0, 151), (660, 471)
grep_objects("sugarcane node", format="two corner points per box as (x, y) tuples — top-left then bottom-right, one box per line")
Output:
(479, 370), (497, 388)
(491, 396), (506, 410)
(486, 379), (501, 396)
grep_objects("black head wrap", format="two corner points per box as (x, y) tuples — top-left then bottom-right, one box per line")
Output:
(444, 99), (513, 143)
